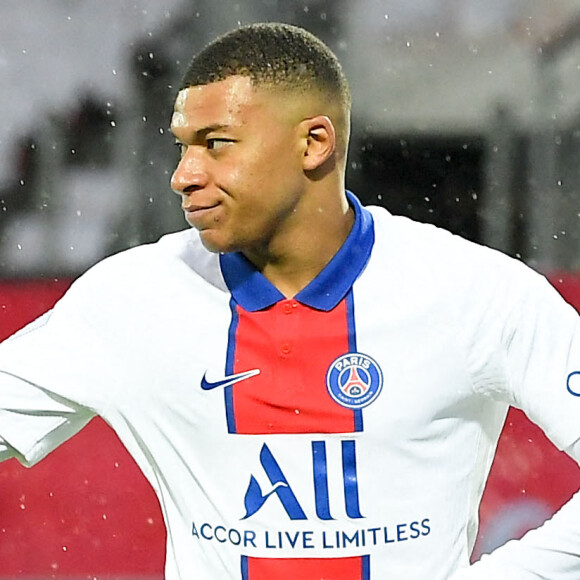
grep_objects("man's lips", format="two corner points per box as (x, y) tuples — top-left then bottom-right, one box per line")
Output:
(182, 203), (221, 227)
(183, 203), (215, 213)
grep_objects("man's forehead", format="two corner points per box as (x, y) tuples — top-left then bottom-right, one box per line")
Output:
(170, 77), (282, 134)
(170, 76), (318, 135)
(173, 76), (257, 111)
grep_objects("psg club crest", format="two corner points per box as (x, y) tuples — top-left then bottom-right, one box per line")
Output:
(326, 353), (383, 410)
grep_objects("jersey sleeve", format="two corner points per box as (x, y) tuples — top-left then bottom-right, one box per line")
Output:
(453, 250), (580, 578)
(465, 255), (580, 451)
(0, 263), (126, 466)
(0, 371), (94, 467)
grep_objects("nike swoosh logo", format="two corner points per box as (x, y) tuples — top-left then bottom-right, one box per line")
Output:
(201, 368), (260, 391)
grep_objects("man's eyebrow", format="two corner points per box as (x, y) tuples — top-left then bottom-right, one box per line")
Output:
(170, 123), (233, 138)
(195, 123), (231, 134)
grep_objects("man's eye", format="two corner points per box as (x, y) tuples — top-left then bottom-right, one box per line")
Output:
(207, 138), (232, 151)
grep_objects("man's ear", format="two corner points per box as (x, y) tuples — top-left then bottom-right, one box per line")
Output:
(300, 115), (336, 171)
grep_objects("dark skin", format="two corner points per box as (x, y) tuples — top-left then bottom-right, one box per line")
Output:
(170, 75), (353, 298)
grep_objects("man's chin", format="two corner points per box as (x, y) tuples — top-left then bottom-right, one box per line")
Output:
(198, 230), (236, 255)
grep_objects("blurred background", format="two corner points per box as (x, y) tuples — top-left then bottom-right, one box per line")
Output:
(3, 0), (580, 275)
(1, 0), (580, 578)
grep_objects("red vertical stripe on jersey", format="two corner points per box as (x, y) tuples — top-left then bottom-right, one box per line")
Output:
(244, 555), (367, 580)
(231, 299), (355, 434)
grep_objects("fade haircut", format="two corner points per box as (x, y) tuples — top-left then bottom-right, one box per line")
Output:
(180, 22), (351, 114)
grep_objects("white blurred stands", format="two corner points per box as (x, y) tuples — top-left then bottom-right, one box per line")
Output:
(3, 0), (580, 275)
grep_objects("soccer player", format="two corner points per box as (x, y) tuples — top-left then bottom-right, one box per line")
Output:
(1, 22), (580, 579)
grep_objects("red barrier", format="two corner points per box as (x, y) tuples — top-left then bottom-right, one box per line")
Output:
(1, 275), (580, 577)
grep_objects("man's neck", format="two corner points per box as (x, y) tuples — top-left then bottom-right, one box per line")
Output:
(244, 198), (354, 299)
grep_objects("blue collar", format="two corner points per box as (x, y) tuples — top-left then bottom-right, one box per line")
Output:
(219, 191), (375, 312)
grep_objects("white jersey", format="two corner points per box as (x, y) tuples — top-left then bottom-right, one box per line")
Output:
(1, 193), (580, 579)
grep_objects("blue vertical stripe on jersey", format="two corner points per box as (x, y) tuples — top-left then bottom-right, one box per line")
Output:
(225, 298), (239, 434)
(241, 555), (249, 580)
(345, 290), (357, 353)
(362, 554), (370, 579)
(345, 290), (364, 432)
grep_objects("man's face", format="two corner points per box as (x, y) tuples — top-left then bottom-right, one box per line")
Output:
(170, 76), (307, 256)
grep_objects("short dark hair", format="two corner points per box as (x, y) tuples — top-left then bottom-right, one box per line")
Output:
(180, 22), (351, 112)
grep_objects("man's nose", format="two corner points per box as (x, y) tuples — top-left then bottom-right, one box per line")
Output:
(171, 148), (209, 194)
